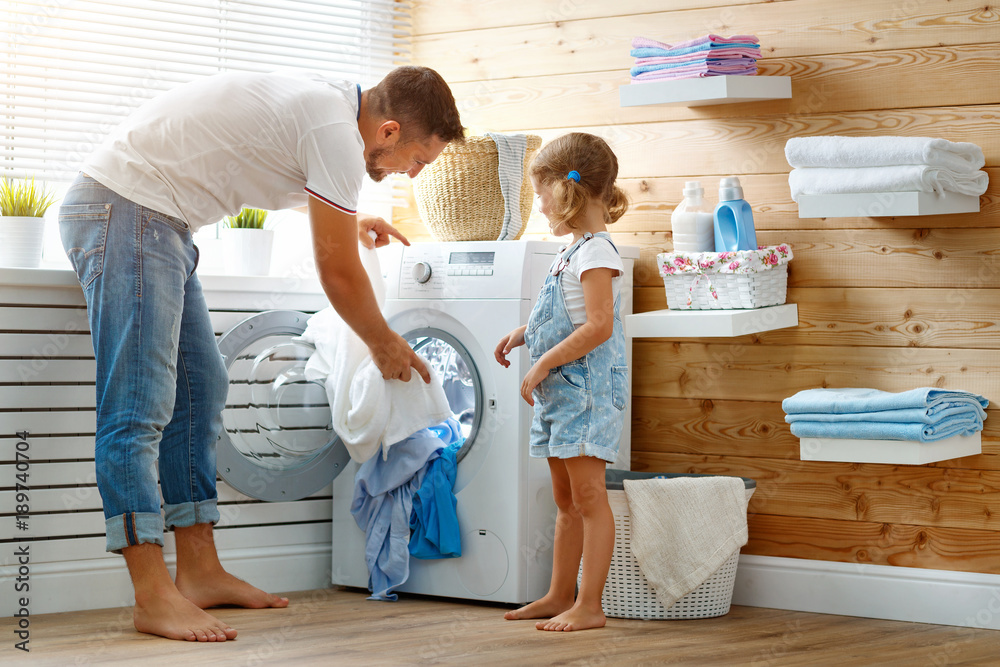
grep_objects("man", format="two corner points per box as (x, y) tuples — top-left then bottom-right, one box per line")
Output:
(58, 66), (464, 642)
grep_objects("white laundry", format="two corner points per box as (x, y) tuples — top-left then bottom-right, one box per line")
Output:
(623, 476), (748, 608)
(297, 243), (452, 463)
(784, 136), (986, 173)
(788, 165), (989, 202)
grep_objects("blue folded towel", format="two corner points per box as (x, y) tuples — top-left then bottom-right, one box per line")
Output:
(630, 43), (760, 58)
(789, 414), (982, 442)
(782, 387), (988, 416)
(785, 403), (984, 424)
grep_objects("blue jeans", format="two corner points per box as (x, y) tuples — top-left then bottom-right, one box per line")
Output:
(59, 174), (227, 553)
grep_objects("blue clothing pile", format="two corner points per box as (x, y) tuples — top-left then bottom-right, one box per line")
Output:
(350, 419), (464, 601)
(782, 387), (988, 442)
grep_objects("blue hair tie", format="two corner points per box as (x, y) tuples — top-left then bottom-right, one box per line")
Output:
(566, 170), (581, 183)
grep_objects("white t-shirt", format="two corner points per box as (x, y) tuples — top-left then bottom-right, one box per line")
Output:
(85, 71), (365, 230)
(555, 233), (625, 326)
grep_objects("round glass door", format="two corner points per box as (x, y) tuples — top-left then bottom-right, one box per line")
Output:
(216, 310), (348, 501)
(404, 328), (482, 463)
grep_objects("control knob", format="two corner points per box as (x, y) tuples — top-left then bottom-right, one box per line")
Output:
(412, 261), (432, 284)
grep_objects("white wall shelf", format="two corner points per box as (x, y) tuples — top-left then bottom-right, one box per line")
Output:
(626, 303), (797, 338)
(620, 75), (792, 108)
(797, 191), (981, 218)
(799, 432), (981, 465)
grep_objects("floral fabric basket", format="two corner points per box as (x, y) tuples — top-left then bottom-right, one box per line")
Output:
(656, 244), (792, 310)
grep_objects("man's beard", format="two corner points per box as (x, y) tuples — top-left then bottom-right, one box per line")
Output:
(366, 146), (391, 182)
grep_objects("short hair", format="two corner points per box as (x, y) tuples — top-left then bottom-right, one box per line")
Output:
(366, 66), (465, 144)
(529, 133), (629, 228)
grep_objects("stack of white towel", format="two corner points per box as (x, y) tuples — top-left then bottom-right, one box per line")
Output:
(785, 136), (989, 202)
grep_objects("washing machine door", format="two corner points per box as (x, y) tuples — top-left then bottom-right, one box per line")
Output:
(216, 310), (349, 501)
(402, 328), (482, 465)
(216, 310), (485, 501)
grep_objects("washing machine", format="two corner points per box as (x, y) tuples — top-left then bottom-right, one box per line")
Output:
(215, 239), (638, 605)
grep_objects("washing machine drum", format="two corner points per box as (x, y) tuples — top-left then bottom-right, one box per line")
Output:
(216, 310), (482, 501)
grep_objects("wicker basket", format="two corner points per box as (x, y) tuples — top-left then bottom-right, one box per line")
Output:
(595, 486), (755, 620)
(662, 264), (788, 310)
(412, 135), (542, 241)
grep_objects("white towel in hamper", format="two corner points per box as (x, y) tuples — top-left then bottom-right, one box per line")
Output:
(485, 132), (528, 241)
(785, 136), (986, 173)
(623, 476), (749, 609)
(788, 165), (989, 202)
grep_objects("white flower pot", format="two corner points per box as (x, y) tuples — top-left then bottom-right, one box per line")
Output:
(0, 216), (46, 268)
(221, 228), (274, 276)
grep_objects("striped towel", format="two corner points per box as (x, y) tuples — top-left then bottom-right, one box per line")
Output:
(485, 132), (528, 241)
(632, 34), (759, 52)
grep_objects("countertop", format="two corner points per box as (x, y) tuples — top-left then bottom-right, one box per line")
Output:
(0, 265), (327, 294)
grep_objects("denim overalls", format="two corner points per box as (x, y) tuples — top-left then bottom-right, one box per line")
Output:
(524, 233), (629, 463)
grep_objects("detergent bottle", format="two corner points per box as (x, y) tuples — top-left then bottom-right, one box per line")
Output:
(713, 176), (758, 252)
(670, 181), (715, 253)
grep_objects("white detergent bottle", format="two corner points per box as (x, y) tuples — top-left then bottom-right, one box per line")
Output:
(670, 181), (715, 252)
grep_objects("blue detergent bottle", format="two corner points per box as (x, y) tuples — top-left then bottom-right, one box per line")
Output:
(713, 176), (758, 252)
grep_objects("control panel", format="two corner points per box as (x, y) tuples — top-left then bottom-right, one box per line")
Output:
(387, 241), (562, 301)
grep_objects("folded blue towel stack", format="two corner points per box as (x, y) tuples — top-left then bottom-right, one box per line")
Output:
(782, 387), (988, 442)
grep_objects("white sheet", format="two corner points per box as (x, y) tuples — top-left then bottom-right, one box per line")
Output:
(297, 244), (452, 463)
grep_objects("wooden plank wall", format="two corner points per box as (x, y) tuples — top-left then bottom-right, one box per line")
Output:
(398, 0), (1000, 575)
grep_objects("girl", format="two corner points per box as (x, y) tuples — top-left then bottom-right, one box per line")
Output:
(495, 133), (629, 632)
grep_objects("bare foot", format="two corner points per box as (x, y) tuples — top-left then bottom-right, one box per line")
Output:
(535, 604), (606, 632)
(133, 586), (238, 642)
(176, 568), (289, 610)
(503, 594), (574, 620)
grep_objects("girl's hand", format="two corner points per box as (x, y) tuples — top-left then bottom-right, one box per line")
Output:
(495, 326), (527, 367)
(520, 362), (548, 406)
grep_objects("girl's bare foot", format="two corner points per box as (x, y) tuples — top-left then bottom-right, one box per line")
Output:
(133, 586), (237, 641)
(503, 594), (574, 620)
(535, 604), (606, 632)
(176, 568), (289, 610)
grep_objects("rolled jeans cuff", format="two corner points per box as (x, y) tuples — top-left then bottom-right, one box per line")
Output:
(163, 498), (220, 530)
(105, 512), (164, 554)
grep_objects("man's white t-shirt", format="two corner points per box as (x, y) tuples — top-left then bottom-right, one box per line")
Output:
(557, 232), (625, 326)
(85, 71), (365, 230)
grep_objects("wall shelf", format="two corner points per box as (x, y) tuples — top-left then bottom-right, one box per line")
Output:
(797, 191), (981, 219)
(798, 432), (981, 465)
(620, 75), (792, 108)
(626, 303), (797, 338)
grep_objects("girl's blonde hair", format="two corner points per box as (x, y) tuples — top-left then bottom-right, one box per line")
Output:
(528, 132), (630, 228)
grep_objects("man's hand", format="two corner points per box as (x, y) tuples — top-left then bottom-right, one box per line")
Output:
(309, 198), (430, 383)
(358, 213), (409, 249)
(370, 330), (431, 383)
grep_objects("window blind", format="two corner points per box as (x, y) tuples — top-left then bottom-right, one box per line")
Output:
(2, 0), (411, 189)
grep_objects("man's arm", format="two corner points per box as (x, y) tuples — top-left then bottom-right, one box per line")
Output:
(307, 197), (429, 383)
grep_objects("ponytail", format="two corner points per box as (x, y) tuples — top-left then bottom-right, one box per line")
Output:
(605, 184), (630, 224)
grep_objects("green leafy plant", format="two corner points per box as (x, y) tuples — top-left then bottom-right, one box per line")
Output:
(0, 177), (57, 217)
(223, 207), (269, 229)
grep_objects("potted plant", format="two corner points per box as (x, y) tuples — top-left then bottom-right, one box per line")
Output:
(0, 176), (57, 268)
(220, 207), (274, 276)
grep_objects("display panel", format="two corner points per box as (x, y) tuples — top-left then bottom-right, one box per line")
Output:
(448, 251), (495, 265)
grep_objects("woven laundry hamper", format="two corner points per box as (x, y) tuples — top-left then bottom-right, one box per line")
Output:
(581, 470), (756, 620)
(657, 244), (793, 310)
(412, 135), (542, 241)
